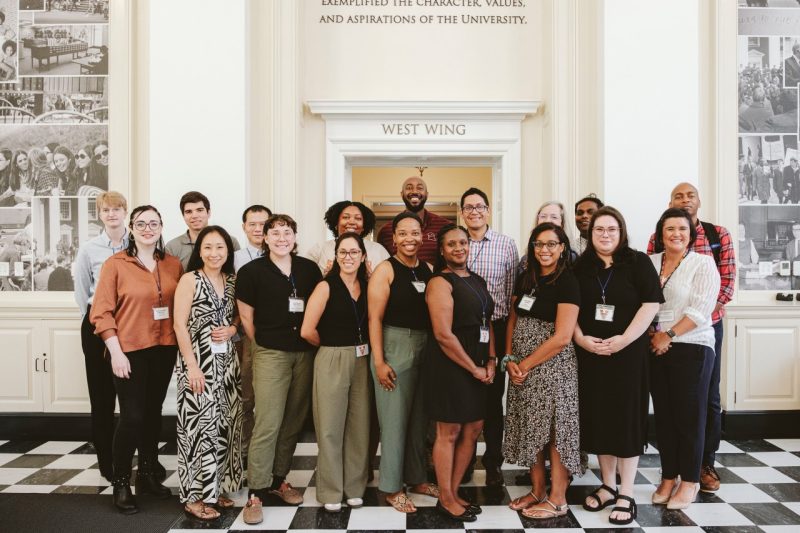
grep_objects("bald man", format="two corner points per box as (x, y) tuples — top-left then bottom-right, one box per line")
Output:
(376, 176), (451, 263)
(647, 182), (736, 494)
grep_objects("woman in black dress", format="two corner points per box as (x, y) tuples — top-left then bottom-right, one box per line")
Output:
(425, 224), (495, 523)
(573, 206), (662, 525)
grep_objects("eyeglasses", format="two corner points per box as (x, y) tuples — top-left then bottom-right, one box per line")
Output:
(76, 154), (88, 160)
(132, 220), (162, 231)
(462, 204), (488, 213)
(592, 226), (620, 236)
(337, 249), (362, 259)
(533, 241), (561, 250)
(94, 150), (108, 160)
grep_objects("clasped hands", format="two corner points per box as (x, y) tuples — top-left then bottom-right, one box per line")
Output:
(648, 328), (672, 356)
(472, 360), (496, 385)
(581, 334), (628, 356)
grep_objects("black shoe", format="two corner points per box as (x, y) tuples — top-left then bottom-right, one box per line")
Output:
(485, 465), (504, 487)
(135, 471), (172, 499)
(435, 501), (476, 522)
(464, 501), (482, 515)
(112, 478), (139, 514)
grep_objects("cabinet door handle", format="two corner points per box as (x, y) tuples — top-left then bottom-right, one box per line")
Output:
(35, 358), (39, 372)
(43, 359), (48, 373)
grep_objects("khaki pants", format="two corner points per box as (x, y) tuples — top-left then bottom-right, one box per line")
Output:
(247, 345), (314, 490)
(238, 338), (255, 450)
(313, 346), (370, 504)
(370, 326), (429, 493)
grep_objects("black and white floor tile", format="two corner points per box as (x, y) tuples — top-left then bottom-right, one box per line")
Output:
(1, 437), (799, 532)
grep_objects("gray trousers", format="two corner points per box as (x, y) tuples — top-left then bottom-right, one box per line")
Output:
(313, 345), (370, 504)
(370, 326), (429, 493)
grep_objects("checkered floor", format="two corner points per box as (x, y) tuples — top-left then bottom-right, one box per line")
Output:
(1, 437), (799, 532)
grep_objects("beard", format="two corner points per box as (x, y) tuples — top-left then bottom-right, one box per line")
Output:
(403, 193), (427, 213)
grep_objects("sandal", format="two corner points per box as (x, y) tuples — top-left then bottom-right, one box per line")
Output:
(582, 483), (617, 512)
(386, 492), (417, 513)
(509, 490), (543, 511)
(608, 494), (637, 525)
(521, 497), (569, 519)
(184, 502), (221, 521)
(409, 483), (440, 498)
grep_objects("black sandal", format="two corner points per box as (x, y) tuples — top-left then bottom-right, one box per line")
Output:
(608, 494), (637, 525)
(582, 483), (618, 512)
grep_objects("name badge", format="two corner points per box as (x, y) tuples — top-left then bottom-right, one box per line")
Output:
(211, 341), (227, 354)
(355, 343), (370, 357)
(288, 297), (305, 313)
(411, 281), (426, 293)
(153, 306), (169, 320)
(479, 326), (490, 344)
(518, 295), (535, 311)
(595, 304), (615, 322)
(656, 310), (675, 323)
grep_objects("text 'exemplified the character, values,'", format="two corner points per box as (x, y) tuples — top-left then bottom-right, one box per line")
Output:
(319, 0), (527, 25)
(381, 123), (467, 136)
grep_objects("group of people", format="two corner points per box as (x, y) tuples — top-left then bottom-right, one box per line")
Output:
(739, 155), (800, 204)
(0, 140), (109, 206)
(738, 62), (797, 133)
(74, 178), (734, 526)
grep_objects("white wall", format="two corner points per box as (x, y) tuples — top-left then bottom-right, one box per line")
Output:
(604, 0), (699, 250)
(149, 0), (247, 245)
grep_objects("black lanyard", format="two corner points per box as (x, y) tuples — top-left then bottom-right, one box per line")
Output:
(596, 268), (614, 305)
(348, 291), (367, 344)
(136, 256), (163, 307)
(659, 250), (688, 290)
(454, 272), (488, 326)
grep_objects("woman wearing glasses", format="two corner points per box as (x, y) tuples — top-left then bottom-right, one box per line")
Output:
(301, 232), (370, 512)
(503, 223), (581, 519)
(519, 202), (576, 272)
(648, 208), (719, 510)
(572, 206), (662, 525)
(91, 206), (183, 515)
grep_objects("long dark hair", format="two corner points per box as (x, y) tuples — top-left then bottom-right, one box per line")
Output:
(186, 225), (235, 275)
(434, 223), (469, 272)
(327, 231), (368, 285)
(126, 205), (166, 260)
(516, 223), (571, 294)
(0, 148), (12, 190)
(10, 150), (28, 190)
(652, 207), (697, 253)
(323, 200), (376, 237)
(574, 205), (636, 273)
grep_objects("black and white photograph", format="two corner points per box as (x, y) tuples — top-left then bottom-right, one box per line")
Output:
(738, 134), (800, 204)
(0, 124), (108, 206)
(738, 36), (799, 132)
(20, 0), (45, 10)
(0, 76), (107, 123)
(34, 1), (108, 24)
(0, 0), (19, 83)
(19, 18), (107, 75)
(738, 205), (800, 290)
(739, 0), (800, 7)
(0, 206), (33, 291)
(30, 195), (101, 291)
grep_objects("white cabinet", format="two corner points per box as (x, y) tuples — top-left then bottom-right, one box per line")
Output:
(733, 318), (800, 411)
(0, 319), (89, 413)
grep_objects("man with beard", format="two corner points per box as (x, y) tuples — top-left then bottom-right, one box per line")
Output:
(573, 194), (604, 255)
(377, 176), (451, 263)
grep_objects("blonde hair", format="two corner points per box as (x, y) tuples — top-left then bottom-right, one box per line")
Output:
(536, 200), (566, 228)
(95, 191), (128, 211)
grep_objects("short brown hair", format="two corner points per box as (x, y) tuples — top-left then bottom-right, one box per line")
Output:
(95, 191), (128, 211)
(263, 214), (298, 254)
(179, 191), (210, 212)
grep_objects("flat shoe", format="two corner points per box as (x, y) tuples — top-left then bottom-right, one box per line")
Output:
(583, 483), (617, 512)
(608, 495), (637, 526)
(652, 480), (678, 505)
(521, 497), (569, 519)
(386, 492), (417, 513)
(409, 483), (440, 498)
(215, 496), (235, 509)
(667, 483), (700, 510)
(435, 501), (476, 522)
(509, 490), (542, 511)
(184, 503), (220, 521)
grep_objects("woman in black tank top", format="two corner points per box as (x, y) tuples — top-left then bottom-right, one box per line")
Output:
(367, 212), (437, 513)
(301, 232), (370, 513)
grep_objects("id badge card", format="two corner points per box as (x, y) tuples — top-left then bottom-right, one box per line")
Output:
(595, 304), (615, 322)
(411, 281), (426, 293)
(153, 306), (169, 320)
(518, 295), (535, 311)
(355, 343), (370, 357)
(656, 310), (675, 323)
(211, 341), (227, 354)
(479, 326), (490, 344)
(288, 297), (305, 313)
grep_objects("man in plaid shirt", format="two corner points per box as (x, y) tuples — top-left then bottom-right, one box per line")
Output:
(647, 182), (736, 494)
(460, 187), (519, 487)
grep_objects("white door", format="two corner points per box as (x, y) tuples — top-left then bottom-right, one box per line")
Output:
(0, 322), (42, 412)
(43, 320), (91, 413)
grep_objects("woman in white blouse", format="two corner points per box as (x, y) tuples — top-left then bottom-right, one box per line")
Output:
(648, 207), (720, 511)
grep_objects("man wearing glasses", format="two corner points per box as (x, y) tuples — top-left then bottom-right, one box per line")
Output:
(460, 187), (519, 487)
(376, 176), (451, 263)
(647, 182), (735, 495)
(165, 190), (239, 269)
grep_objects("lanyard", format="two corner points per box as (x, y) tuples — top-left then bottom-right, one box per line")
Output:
(200, 271), (228, 326)
(454, 272), (488, 326)
(468, 238), (486, 271)
(659, 250), (688, 290)
(246, 247), (262, 261)
(596, 268), (614, 305)
(397, 256), (422, 282)
(349, 292), (367, 344)
(135, 256), (163, 307)
(287, 273), (298, 297)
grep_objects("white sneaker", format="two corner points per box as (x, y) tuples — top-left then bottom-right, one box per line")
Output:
(323, 502), (342, 512)
(346, 497), (363, 508)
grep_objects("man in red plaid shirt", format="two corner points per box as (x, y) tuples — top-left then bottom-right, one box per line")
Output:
(647, 182), (736, 494)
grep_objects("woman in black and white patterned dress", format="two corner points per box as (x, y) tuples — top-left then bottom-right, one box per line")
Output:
(174, 225), (243, 520)
(502, 223), (582, 520)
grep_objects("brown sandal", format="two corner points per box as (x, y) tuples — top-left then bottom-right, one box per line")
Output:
(521, 497), (569, 519)
(215, 496), (235, 509)
(386, 492), (417, 513)
(509, 490), (543, 511)
(409, 483), (440, 498)
(184, 502), (221, 520)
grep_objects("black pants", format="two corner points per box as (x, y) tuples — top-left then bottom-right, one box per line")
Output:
(112, 345), (176, 478)
(81, 307), (116, 478)
(702, 321), (724, 466)
(651, 342), (714, 482)
(482, 317), (507, 469)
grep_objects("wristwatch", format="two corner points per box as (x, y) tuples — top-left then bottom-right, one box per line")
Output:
(666, 328), (677, 339)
